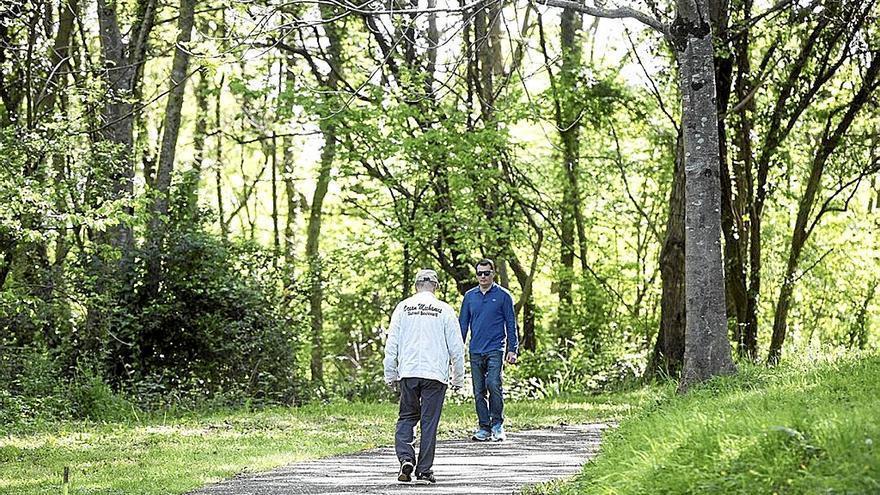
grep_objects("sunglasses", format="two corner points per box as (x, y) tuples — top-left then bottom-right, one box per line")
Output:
(476, 270), (493, 277)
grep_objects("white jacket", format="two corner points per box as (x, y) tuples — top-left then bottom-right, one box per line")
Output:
(383, 291), (465, 388)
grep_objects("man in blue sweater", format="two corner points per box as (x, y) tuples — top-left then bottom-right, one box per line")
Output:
(459, 259), (519, 442)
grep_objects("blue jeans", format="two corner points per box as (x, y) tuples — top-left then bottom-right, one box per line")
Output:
(471, 350), (504, 430)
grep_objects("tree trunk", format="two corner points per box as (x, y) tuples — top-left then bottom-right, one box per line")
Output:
(306, 134), (334, 385)
(215, 74), (227, 239)
(869, 177), (876, 212)
(849, 280), (877, 350)
(648, 133), (686, 379)
(271, 131), (280, 268)
(768, 50), (880, 364)
(36, 0), (77, 117)
(509, 255), (540, 352)
(10, 0), (78, 346)
(184, 65), (210, 218)
(144, 0), (195, 300)
(672, 2), (736, 392)
(557, 105), (580, 333)
(282, 60), (298, 274)
(731, 0), (757, 359)
(306, 6), (344, 385)
(537, 7), (582, 344)
(521, 296), (536, 351)
(88, 0), (155, 360)
(714, 41), (749, 344)
(95, 0), (156, 261)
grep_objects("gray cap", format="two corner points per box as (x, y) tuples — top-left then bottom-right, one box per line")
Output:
(414, 269), (439, 285)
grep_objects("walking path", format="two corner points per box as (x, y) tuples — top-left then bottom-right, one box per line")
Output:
(191, 423), (609, 495)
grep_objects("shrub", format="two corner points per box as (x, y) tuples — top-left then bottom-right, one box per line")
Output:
(133, 227), (308, 407)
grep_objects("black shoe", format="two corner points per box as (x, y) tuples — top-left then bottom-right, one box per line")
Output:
(398, 460), (414, 482)
(415, 472), (436, 484)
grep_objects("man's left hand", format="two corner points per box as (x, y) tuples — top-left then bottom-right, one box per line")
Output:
(505, 352), (517, 364)
(386, 380), (399, 392)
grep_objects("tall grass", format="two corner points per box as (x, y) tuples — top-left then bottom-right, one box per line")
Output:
(542, 356), (880, 494)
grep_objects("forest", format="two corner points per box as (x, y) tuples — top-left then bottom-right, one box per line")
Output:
(1, 0), (879, 468)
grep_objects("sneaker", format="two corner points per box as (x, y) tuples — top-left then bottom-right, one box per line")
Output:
(415, 472), (436, 484)
(397, 460), (414, 482)
(471, 428), (491, 441)
(491, 424), (506, 442)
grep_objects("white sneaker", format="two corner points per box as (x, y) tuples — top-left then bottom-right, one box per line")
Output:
(490, 424), (506, 441)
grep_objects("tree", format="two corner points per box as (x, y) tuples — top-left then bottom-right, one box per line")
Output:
(768, 50), (880, 364)
(649, 133), (686, 379)
(144, 0), (197, 301)
(538, 0), (737, 389)
(95, 0), (157, 262)
(304, 5), (346, 386)
(538, 4), (585, 345)
(713, 0), (878, 360)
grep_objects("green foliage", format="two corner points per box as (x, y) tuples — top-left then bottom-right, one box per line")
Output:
(134, 225), (307, 406)
(0, 350), (132, 427)
(2, 0), (879, 441)
(67, 366), (133, 421)
(508, 339), (645, 400)
(539, 356), (880, 495)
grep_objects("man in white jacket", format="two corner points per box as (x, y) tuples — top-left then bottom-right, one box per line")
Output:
(383, 268), (465, 485)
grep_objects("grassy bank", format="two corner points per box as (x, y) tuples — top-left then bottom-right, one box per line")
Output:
(538, 356), (880, 494)
(0, 390), (654, 495)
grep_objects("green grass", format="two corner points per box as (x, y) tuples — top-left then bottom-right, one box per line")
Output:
(536, 356), (880, 495)
(0, 390), (654, 495)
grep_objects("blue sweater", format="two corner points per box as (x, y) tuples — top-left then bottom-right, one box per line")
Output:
(459, 283), (519, 355)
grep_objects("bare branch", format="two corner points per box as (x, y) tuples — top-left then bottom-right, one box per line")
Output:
(532, 0), (666, 34)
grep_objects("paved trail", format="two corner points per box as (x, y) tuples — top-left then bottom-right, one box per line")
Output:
(191, 423), (609, 495)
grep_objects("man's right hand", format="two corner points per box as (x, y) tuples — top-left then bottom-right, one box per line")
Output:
(386, 380), (399, 392)
(505, 352), (518, 364)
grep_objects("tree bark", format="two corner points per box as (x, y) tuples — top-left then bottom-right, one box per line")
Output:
(537, 7), (583, 344)
(306, 6), (344, 386)
(731, 0), (757, 359)
(648, 133), (686, 379)
(184, 65), (210, 218)
(306, 135), (333, 386)
(215, 74), (226, 239)
(672, 1), (736, 392)
(271, 131), (280, 268)
(35, 0), (77, 117)
(557, 7), (581, 343)
(281, 46), (298, 276)
(95, 0), (156, 260)
(509, 254), (540, 352)
(144, 0), (196, 300)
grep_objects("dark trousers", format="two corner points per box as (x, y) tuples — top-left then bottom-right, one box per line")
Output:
(470, 350), (504, 430)
(395, 377), (447, 475)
